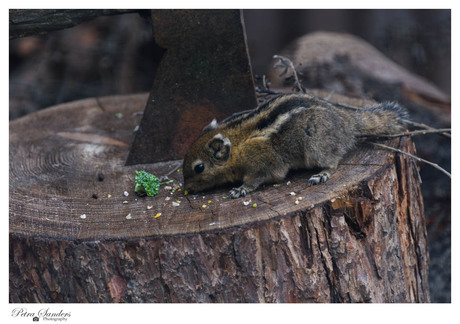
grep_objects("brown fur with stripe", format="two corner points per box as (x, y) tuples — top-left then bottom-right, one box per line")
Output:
(183, 93), (407, 198)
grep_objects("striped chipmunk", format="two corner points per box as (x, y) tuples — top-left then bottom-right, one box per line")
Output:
(183, 93), (408, 198)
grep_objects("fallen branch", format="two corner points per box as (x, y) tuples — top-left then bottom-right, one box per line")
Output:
(369, 142), (451, 178)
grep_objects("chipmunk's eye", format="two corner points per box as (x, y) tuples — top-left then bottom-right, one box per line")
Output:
(194, 163), (205, 174)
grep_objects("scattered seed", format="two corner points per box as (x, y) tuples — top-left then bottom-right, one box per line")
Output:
(202, 204), (207, 208)
(126, 213), (132, 219)
(252, 203), (258, 208)
(155, 213), (161, 218)
(184, 190), (189, 195)
(124, 191), (129, 197)
(290, 192), (296, 196)
(122, 201), (128, 204)
(147, 205), (153, 210)
(172, 201), (180, 207)
(80, 214), (87, 219)
(243, 200), (251, 206)
(165, 197), (171, 201)
(107, 194), (112, 198)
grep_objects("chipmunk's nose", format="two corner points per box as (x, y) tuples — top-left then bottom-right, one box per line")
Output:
(183, 181), (193, 193)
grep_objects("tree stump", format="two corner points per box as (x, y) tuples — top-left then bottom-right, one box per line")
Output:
(9, 93), (430, 303)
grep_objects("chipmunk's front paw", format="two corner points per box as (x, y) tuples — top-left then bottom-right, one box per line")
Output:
(308, 172), (330, 186)
(229, 185), (248, 199)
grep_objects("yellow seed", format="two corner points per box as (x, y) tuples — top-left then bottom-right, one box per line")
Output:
(184, 190), (189, 195)
(208, 200), (211, 204)
(202, 204), (207, 208)
(155, 213), (161, 218)
(253, 203), (257, 208)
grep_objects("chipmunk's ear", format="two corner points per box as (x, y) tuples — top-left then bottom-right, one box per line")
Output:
(207, 133), (231, 161)
(201, 118), (218, 134)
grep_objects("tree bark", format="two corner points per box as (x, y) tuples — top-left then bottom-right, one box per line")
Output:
(9, 93), (430, 302)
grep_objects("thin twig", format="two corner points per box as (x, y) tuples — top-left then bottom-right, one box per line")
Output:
(324, 90), (336, 101)
(255, 87), (282, 95)
(402, 119), (451, 138)
(361, 128), (451, 139)
(369, 142), (451, 178)
(412, 159), (423, 183)
(317, 96), (362, 110)
(262, 75), (269, 90)
(273, 55), (305, 93)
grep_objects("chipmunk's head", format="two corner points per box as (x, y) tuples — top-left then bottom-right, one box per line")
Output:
(183, 119), (233, 194)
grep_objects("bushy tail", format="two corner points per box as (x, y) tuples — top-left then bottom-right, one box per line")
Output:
(354, 102), (408, 136)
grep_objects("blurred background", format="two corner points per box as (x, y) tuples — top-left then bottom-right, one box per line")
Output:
(9, 9), (451, 302)
(9, 9), (451, 118)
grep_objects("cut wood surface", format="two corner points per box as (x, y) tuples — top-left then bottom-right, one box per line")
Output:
(9, 93), (430, 302)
